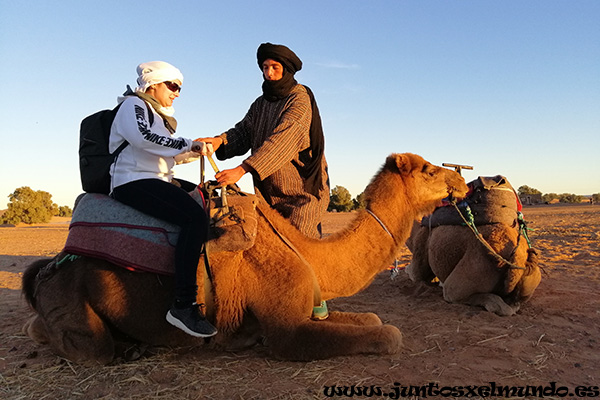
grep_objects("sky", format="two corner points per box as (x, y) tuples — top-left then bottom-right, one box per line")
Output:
(1, 0), (598, 208)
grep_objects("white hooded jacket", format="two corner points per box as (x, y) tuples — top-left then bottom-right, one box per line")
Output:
(108, 96), (198, 192)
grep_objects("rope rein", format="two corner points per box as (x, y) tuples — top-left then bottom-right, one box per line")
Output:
(449, 200), (527, 270)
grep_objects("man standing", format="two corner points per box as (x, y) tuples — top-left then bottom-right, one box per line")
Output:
(199, 43), (330, 319)
(200, 42), (329, 239)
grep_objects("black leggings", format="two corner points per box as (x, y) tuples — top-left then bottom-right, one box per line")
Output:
(112, 178), (208, 305)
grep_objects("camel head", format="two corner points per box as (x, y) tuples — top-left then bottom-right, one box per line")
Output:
(365, 153), (469, 221)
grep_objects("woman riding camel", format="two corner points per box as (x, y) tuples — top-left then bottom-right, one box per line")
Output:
(109, 61), (217, 337)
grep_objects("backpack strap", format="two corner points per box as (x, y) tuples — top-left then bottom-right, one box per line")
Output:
(113, 139), (129, 156)
(144, 100), (155, 126)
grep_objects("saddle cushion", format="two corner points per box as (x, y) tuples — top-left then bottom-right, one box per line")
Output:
(64, 190), (259, 275)
(64, 193), (178, 275)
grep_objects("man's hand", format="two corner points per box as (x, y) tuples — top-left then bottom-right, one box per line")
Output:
(215, 164), (251, 186)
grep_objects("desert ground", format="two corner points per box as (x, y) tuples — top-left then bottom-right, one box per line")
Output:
(1, 204), (599, 399)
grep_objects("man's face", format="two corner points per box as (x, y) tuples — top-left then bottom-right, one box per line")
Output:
(262, 59), (284, 81)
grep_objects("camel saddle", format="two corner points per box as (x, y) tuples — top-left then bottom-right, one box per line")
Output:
(421, 175), (522, 228)
(64, 189), (258, 275)
(204, 183), (259, 252)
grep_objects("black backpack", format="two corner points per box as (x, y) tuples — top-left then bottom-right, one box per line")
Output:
(79, 101), (153, 194)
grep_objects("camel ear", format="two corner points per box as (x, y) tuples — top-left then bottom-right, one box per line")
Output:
(394, 154), (412, 175)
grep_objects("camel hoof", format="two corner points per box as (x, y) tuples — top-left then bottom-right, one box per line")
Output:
(378, 325), (403, 354)
(467, 293), (517, 316)
(359, 312), (383, 326)
(22, 316), (49, 344)
(326, 311), (383, 326)
(126, 344), (148, 361)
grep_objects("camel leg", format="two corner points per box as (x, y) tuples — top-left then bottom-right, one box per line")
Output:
(22, 315), (49, 344)
(326, 311), (382, 326)
(244, 259), (402, 360)
(406, 226), (436, 283)
(253, 287), (401, 359)
(268, 319), (402, 361)
(466, 293), (518, 316)
(34, 272), (116, 365)
(441, 255), (516, 316)
(228, 312), (385, 353)
(220, 312), (264, 351)
(38, 301), (115, 365)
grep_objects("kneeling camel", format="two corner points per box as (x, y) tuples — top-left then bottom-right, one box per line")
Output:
(406, 210), (541, 316)
(22, 153), (468, 364)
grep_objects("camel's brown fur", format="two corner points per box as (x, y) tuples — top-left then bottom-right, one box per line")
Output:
(406, 220), (542, 316)
(22, 153), (468, 365)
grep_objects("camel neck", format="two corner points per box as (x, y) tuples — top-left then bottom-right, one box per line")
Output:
(312, 209), (404, 299)
(365, 208), (394, 242)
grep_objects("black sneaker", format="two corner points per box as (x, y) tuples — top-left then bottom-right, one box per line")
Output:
(166, 303), (217, 338)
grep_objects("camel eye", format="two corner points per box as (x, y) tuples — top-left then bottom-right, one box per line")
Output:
(422, 164), (436, 177)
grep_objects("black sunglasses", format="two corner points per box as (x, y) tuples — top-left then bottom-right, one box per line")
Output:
(163, 81), (181, 93)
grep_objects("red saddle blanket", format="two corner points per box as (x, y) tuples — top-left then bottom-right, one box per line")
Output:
(64, 193), (181, 275)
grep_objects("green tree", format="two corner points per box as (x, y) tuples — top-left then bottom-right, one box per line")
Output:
(518, 185), (541, 196)
(328, 185), (353, 212)
(542, 193), (559, 203)
(57, 205), (73, 217)
(558, 193), (582, 203)
(352, 191), (366, 210)
(1, 187), (58, 225)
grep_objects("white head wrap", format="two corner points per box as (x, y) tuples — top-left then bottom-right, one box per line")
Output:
(135, 61), (184, 93)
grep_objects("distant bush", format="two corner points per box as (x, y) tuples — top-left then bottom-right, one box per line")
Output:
(328, 185), (353, 212)
(57, 205), (73, 217)
(542, 193), (559, 203)
(0, 186), (58, 225)
(518, 185), (542, 196)
(353, 191), (366, 210)
(558, 193), (582, 203)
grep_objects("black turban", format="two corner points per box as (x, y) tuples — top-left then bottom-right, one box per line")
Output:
(257, 43), (302, 74)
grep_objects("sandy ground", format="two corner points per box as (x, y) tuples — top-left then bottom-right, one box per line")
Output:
(1, 205), (599, 399)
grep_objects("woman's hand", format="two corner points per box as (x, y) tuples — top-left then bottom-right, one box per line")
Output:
(215, 164), (251, 186)
(191, 140), (213, 156)
(195, 136), (224, 153)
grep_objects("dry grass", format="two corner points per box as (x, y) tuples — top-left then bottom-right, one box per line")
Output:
(1, 343), (352, 399)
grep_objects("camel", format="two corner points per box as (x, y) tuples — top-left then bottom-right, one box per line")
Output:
(22, 153), (468, 365)
(405, 202), (542, 316)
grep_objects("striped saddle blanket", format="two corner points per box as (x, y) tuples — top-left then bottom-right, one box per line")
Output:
(64, 191), (258, 275)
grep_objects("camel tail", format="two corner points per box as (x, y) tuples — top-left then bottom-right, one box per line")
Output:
(22, 257), (54, 310)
